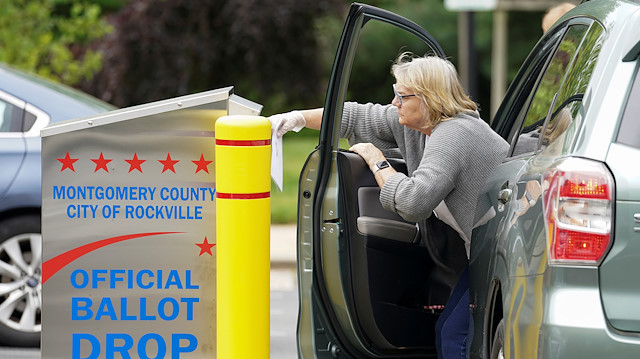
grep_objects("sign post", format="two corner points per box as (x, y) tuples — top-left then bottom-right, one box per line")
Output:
(41, 88), (261, 359)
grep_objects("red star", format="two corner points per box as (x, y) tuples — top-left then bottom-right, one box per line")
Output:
(192, 154), (213, 174)
(125, 152), (146, 173)
(91, 152), (112, 173)
(196, 236), (215, 256)
(57, 151), (79, 172)
(158, 153), (179, 173)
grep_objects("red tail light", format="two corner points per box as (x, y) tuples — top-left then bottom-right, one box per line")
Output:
(542, 158), (614, 265)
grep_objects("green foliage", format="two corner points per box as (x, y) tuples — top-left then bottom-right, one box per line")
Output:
(314, 0), (461, 107)
(310, 1), (544, 122)
(87, 0), (127, 12)
(81, 0), (343, 111)
(507, 11), (547, 81)
(523, 25), (587, 129)
(0, 0), (112, 85)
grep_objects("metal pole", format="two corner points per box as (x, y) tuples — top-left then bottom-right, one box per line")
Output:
(458, 12), (478, 100)
(458, 12), (470, 92)
(467, 12), (478, 101)
(491, 9), (508, 123)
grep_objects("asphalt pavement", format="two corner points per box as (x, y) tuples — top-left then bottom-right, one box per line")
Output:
(269, 224), (299, 358)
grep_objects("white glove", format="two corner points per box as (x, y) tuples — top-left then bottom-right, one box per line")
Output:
(268, 110), (306, 137)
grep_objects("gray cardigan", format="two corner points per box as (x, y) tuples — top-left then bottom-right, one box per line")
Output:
(341, 102), (509, 275)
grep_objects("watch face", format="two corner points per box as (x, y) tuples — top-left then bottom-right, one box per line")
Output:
(376, 161), (389, 169)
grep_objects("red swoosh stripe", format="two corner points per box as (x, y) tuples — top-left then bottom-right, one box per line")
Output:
(216, 192), (270, 199)
(42, 232), (181, 284)
(215, 139), (270, 146)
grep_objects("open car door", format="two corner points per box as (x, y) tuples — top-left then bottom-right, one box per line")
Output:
(296, 4), (452, 358)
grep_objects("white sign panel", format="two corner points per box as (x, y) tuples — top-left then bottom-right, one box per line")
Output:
(445, 0), (497, 11)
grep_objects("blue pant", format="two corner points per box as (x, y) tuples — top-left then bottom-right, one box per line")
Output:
(435, 266), (469, 359)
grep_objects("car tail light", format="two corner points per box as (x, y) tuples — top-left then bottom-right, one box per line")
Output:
(542, 157), (614, 265)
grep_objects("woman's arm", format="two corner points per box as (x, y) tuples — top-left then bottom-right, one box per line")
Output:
(378, 127), (460, 222)
(349, 142), (397, 188)
(299, 108), (323, 130)
(269, 109), (322, 137)
(271, 103), (400, 151)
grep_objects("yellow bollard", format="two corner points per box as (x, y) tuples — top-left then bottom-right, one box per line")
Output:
(215, 115), (271, 359)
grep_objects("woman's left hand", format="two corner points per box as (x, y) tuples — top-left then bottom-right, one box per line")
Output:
(349, 143), (386, 170)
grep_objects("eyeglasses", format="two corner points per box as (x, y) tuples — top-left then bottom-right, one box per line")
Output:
(393, 84), (416, 106)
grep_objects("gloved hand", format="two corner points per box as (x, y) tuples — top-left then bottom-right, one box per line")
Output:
(268, 110), (306, 137)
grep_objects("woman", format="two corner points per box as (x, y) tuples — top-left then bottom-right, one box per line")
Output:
(271, 53), (509, 358)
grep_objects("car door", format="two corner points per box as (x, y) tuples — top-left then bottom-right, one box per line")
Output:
(297, 4), (451, 358)
(0, 91), (27, 202)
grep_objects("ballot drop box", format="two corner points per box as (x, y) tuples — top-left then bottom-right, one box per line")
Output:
(40, 88), (261, 359)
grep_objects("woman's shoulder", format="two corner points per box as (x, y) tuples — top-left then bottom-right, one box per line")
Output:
(436, 111), (488, 133)
(433, 113), (508, 148)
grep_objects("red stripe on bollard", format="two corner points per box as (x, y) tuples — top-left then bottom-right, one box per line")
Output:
(215, 139), (271, 146)
(216, 192), (270, 199)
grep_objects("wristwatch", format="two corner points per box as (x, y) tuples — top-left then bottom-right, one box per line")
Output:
(372, 160), (390, 174)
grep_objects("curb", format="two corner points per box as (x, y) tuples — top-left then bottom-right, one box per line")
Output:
(270, 224), (297, 268)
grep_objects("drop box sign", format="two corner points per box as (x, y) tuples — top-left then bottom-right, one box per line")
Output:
(40, 88), (261, 359)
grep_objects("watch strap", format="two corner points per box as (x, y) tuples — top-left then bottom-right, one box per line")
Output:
(372, 160), (390, 174)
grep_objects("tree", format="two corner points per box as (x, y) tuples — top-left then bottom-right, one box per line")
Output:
(81, 0), (343, 111)
(0, 0), (112, 85)
(334, 0), (543, 121)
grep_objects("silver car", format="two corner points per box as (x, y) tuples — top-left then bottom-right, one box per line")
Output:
(296, 1), (640, 358)
(0, 64), (114, 346)
(470, 1), (640, 358)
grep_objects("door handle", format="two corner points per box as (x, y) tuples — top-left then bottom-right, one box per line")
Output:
(497, 181), (512, 213)
(498, 188), (512, 204)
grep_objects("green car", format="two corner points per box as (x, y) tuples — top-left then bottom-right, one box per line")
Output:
(296, 1), (640, 358)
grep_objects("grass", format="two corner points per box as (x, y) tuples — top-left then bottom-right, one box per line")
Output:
(270, 135), (319, 223)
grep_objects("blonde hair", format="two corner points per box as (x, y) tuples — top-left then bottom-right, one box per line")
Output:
(391, 52), (477, 130)
(543, 107), (573, 143)
(542, 2), (576, 32)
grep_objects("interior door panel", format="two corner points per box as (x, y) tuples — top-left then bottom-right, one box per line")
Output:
(336, 151), (451, 350)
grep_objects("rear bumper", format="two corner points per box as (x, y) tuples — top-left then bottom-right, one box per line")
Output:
(505, 267), (640, 359)
(537, 285), (640, 358)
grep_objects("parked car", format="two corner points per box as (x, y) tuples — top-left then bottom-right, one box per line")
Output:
(0, 63), (115, 346)
(296, 1), (640, 358)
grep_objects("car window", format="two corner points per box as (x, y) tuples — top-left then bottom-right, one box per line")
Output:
(0, 97), (23, 133)
(338, 19), (434, 152)
(511, 22), (604, 156)
(491, 28), (564, 138)
(617, 64), (640, 148)
(22, 111), (37, 132)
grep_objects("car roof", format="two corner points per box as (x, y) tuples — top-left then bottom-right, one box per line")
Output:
(0, 63), (116, 123)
